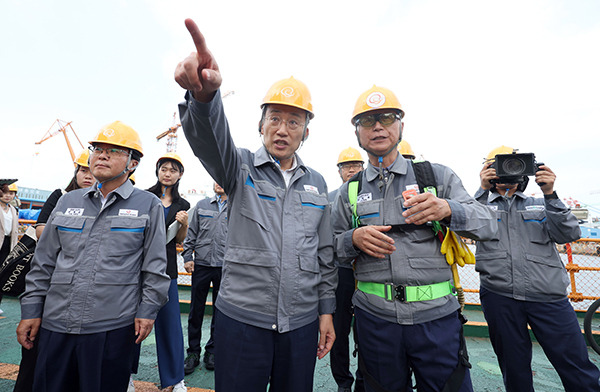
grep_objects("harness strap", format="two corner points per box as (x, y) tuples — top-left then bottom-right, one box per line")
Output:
(357, 281), (454, 302)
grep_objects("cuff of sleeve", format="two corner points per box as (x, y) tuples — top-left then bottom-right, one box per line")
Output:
(474, 187), (489, 199)
(185, 89), (222, 118)
(21, 302), (44, 320)
(136, 303), (162, 321)
(447, 199), (466, 230)
(318, 297), (336, 315)
(344, 229), (360, 258)
(544, 191), (558, 200)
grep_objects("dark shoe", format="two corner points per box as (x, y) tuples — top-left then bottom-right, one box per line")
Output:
(203, 352), (215, 371)
(184, 352), (200, 375)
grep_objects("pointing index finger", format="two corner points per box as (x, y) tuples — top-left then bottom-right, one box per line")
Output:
(185, 18), (209, 55)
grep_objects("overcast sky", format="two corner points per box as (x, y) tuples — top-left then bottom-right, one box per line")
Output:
(1, 0), (599, 215)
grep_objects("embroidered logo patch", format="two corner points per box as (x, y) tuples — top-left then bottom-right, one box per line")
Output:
(357, 193), (372, 203)
(525, 205), (545, 211)
(65, 208), (84, 216)
(304, 185), (319, 194)
(119, 209), (139, 217)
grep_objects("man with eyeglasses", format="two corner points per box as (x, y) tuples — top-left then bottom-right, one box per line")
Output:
(174, 19), (336, 392)
(17, 121), (170, 392)
(331, 86), (497, 392)
(329, 147), (365, 392)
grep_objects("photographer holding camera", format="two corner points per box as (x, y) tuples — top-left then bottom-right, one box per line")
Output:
(475, 146), (600, 392)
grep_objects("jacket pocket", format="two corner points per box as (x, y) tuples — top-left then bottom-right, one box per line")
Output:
(356, 200), (382, 226)
(240, 176), (276, 232)
(299, 192), (327, 235)
(53, 215), (86, 258)
(221, 246), (278, 310)
(474, 251), (512, 287)
(107, 216), (146, 256)
(45, 270), (76, 318)
(94, 270), (139, 321)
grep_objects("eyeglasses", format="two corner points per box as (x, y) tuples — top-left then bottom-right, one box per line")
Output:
(264, 115), (305, 131)
(88, 145), (130, 157)
(354, 112), (401, 127)
(339, 162), (363, 171)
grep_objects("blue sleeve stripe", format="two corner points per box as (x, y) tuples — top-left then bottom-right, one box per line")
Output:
(111, 227), (145, 233)
(301, 202), (325, 210)
(359, 213), (380, 219)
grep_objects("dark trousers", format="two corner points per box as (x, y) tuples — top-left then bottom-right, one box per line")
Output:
(13, 340), (38, 392)
(355, 307), (473, 392)
(214, 311), (319, 392)
(155, 278), (186, 388)
(33, 325), (136, 392)
(331, 267), (364, 391)
(187, 264), (221, 354)
(480, 287), (600, 392)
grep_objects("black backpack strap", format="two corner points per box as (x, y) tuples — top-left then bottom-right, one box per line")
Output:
(411, 160), (437, 194)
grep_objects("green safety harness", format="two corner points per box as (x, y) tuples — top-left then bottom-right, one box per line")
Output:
(348, 160), (471, 392)
(349, 160), (452, 303)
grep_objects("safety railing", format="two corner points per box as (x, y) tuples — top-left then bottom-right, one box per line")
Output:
(460, 238), (600, 311)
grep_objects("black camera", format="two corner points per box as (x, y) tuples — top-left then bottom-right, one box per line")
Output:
(491, 153), (543, 184)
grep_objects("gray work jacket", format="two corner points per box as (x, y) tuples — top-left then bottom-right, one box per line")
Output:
(179, 90), (336, 333)
(182, 196), (228, 267)
(329, 187), (352, 270)
(20, 180), (170, 334)
(332, 156), (497, 325)
(474, 188), (580, 302)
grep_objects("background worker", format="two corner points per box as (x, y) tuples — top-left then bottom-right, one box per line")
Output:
(12, 149), (94, 392)
(0, 182), (19, 315)
(332, 85), (497, 392)
(475, 146), (600, 392)
(329, 147), (365, 392)
(34, 150), (95, 240)
(397, 140), (416, 160)
(182, 182), (228, 374)
(17, 121), (171, 392)
(174, 18), (336, 392)
(133, 152), (189, 392)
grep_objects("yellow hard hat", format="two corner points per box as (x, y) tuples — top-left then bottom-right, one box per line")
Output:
(337, 147), (364, 165)
(89, 121), (143, 157)
(74, 149), (90, 168)
(352, 85), (404, 125)
(486, 145), (517, 162)
(8, 183), (18, 192)
(261, 76), (314, 119)
(129, 174), (136, 185)
(398, 140), (415, 159)
(157, 152), (184, 169)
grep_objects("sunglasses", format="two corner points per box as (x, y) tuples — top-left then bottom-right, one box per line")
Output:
(355, 112), (401, 127)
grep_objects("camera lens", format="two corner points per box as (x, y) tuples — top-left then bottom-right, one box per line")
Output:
(502, 158), (525, 175)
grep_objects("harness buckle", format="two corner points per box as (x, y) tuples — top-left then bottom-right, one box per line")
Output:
(394, 285), (406, 302)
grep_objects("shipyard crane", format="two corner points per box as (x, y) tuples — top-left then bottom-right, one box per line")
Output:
(35, 119), (85, 164)
(156, 91), (235, 153)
